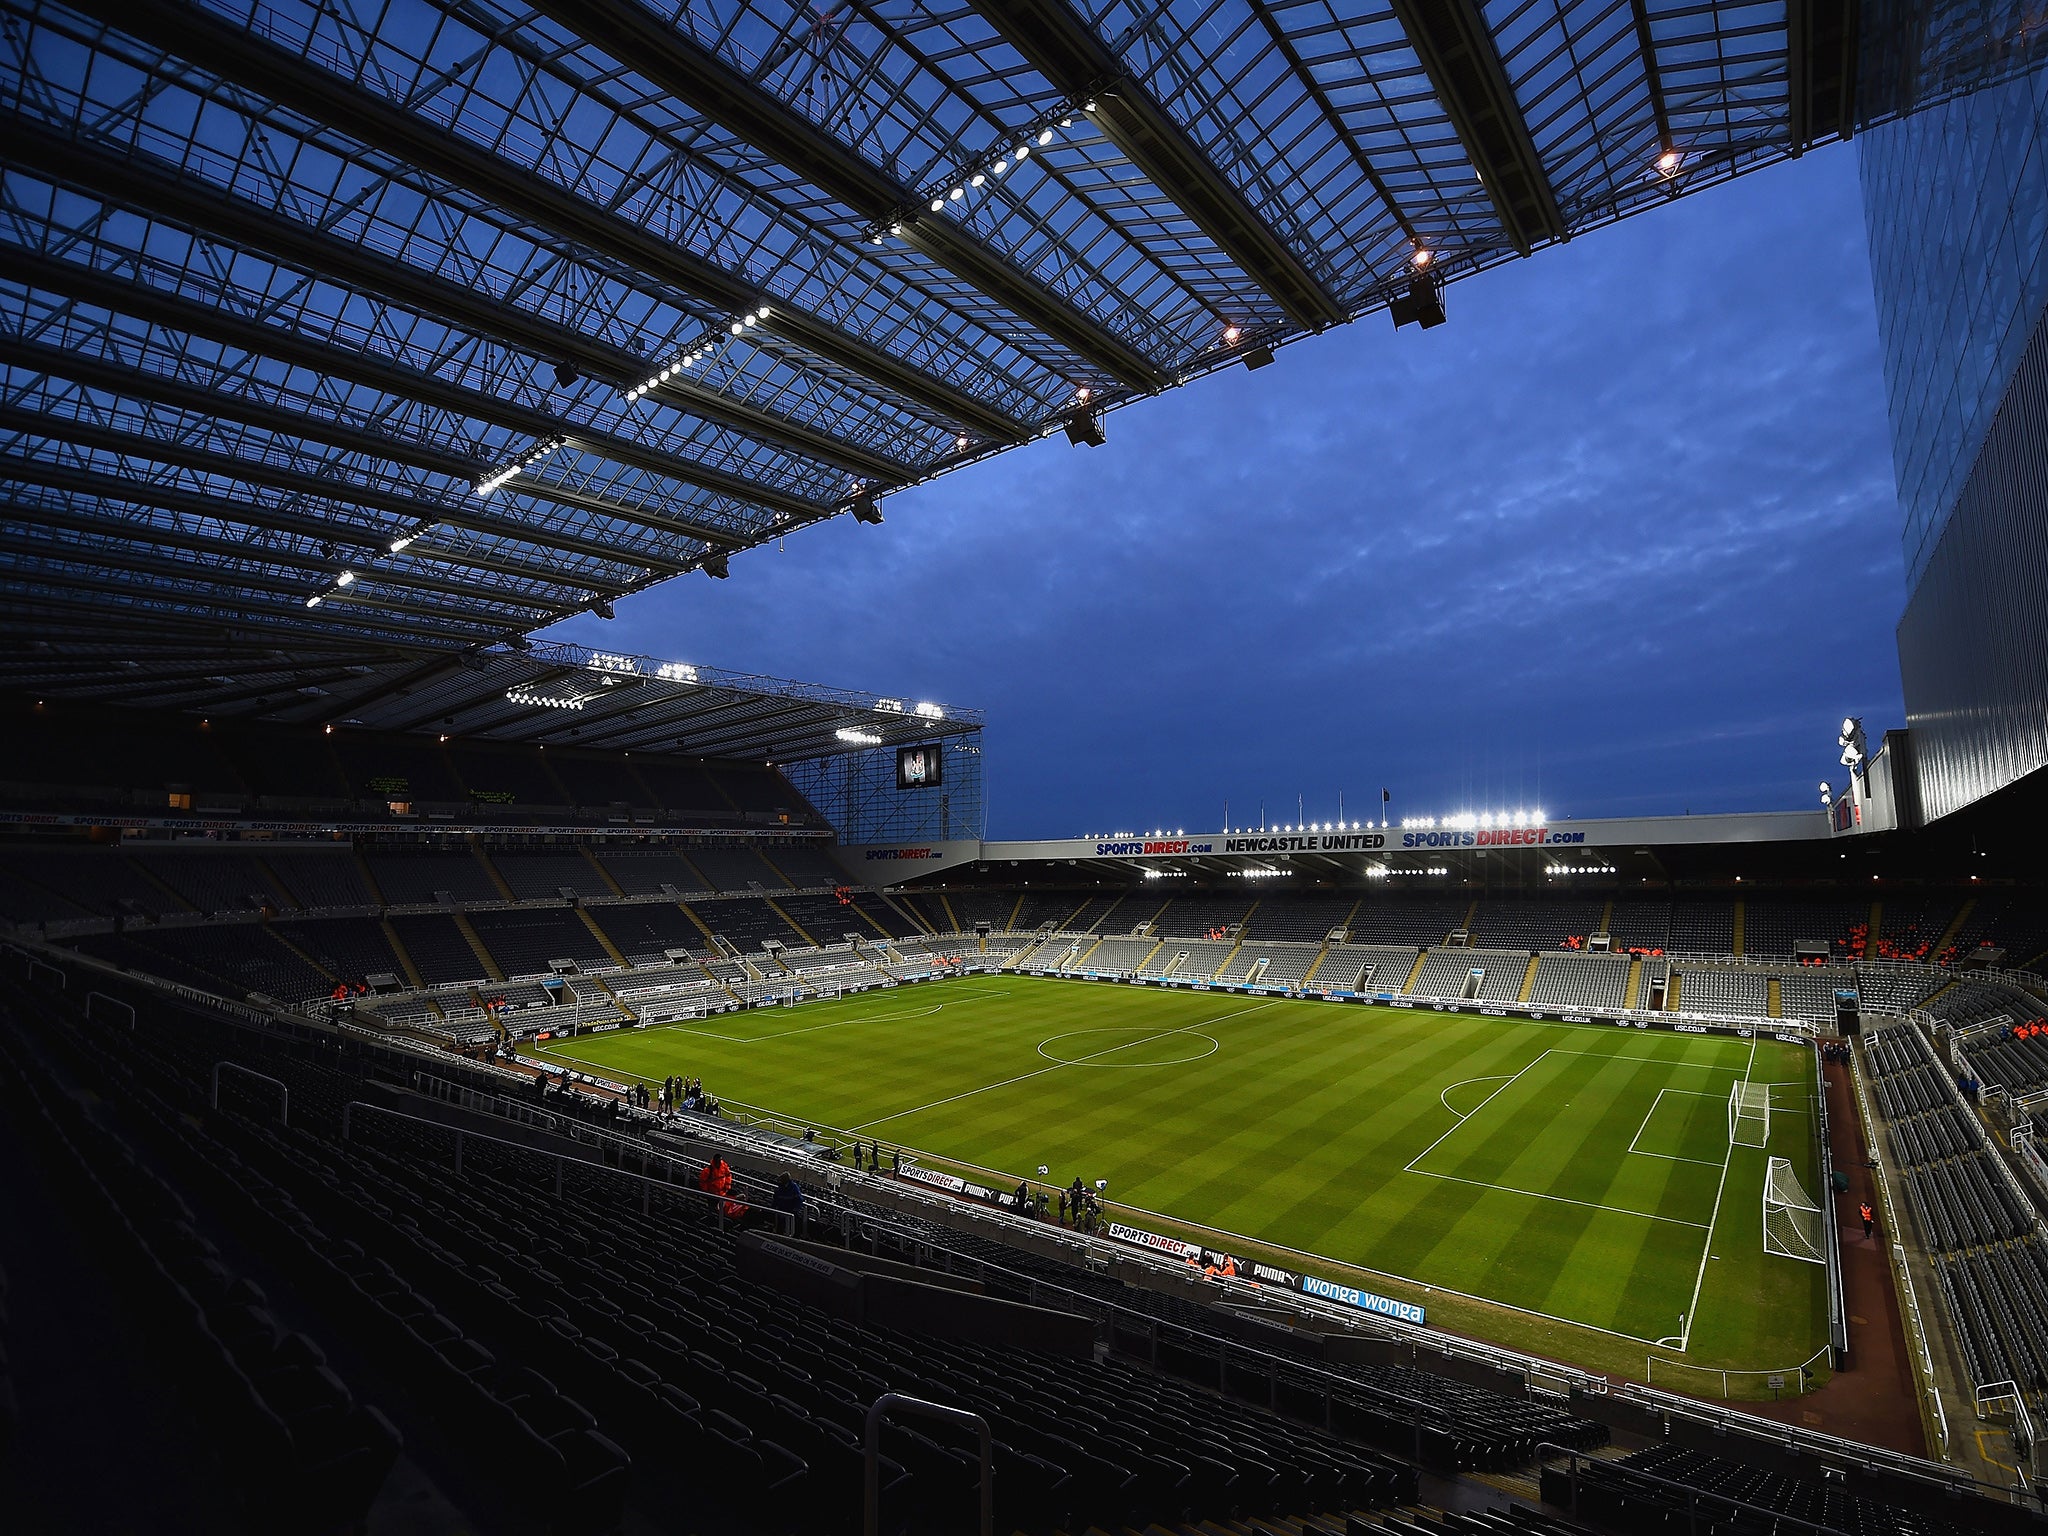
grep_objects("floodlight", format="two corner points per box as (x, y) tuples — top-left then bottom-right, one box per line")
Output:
(1411, 247), (1432, 268)
(1841, 717), (1857, 739)
(305, 594), (323, 608)
(970, 173), (985, 187)
(1037, 129), (1053, 145)
(335, 570), (356, 587)
(1015, 143), (1030, 159)
(1223, 324), (1241, 343)
(950, 186), (964, 199)
(730, 322), (744, 334)
(388, 535), (413, 552)
(1657, 149), (1682, 175)
(930, 198), (944, 211)
(836, 728), (882, 745)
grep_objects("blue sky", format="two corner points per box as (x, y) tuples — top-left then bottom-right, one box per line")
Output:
(549, 144), (1906, 840)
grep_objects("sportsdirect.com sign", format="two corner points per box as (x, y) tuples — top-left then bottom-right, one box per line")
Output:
(1105, 1221), (1201, 1262)
(1301, 1274), (1427, 1326)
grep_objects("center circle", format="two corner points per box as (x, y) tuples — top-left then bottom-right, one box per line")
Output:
(1038, 1028), (1220, 1067)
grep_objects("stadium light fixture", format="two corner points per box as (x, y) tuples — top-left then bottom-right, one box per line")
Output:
(1411, 247), (1433, 268)
(864, 98), (1095, 245)
(625, 322), (756, 401)
(1657, 148), (1683, 177)
(475, 434), (564, 495)
(913, 702), (945, 720)
(335, 570), (356, 587)
(305, 594), (323, 607)
(835, 728), (883, 745)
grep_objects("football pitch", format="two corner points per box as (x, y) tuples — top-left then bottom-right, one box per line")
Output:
(532, 976), (1828, 1388)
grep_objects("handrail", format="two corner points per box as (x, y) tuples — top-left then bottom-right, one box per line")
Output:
(864, 1393), (991, 1536)
(212, 1061), (288, 1124)
(1536, 1442), (1854, 1535)
(85, 991), (135, 1029)
(338, 1098), (792, 1234)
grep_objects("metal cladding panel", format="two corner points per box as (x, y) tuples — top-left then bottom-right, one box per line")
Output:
(1896, 304), (2048, 822)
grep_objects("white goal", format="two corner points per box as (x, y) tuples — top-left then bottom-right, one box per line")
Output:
(1763, 1156), (1826, 1264)
(1728, 1081), (1771, 1147)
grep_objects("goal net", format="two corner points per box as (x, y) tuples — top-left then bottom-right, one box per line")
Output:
(1763, 1156), (1826, 1264)
(1728, 1081), (1771, 1147)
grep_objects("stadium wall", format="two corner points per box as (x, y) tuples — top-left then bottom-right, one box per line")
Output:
(1893, 305), (2048, 822)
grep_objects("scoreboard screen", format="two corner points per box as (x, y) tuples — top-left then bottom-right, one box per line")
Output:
(896, 743), (943, 789)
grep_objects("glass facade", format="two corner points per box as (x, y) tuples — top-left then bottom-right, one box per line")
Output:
(1861, 57), (2048, 821)
(1860, 63), (2048, 588)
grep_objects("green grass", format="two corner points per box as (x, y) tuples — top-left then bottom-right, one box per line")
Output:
(531, 976), (1828, 1394)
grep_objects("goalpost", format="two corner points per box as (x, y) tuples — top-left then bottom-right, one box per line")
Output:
(1763, 1156), (1826, 1264)
(1728, 1081), (1771, 1147)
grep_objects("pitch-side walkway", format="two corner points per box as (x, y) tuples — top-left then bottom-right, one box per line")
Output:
(1737, 1054), (1922, 1454)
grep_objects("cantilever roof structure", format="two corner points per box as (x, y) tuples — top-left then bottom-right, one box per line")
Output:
(1, 636), (983, 763)
(1, 0), (2038, 709)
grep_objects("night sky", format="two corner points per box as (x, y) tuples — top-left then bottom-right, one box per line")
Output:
(550, 144), (1907, 840)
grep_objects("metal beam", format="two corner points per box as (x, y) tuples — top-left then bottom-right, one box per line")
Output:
(0, 567), (479, 651)
(0, 528), (535, 631)
(4, 495), (581, 616)
(980, 1), (1346, 330)
(73, 0), (1028, 443)
(0, 592), (415, 659)
(1627, 0), (1675, 155)
(4, 118), (912, 485)
(526, 0), (1166, 393)
(0, 409), (690, 575)
(1385, 0), (1566, 255)
(0, 457), (604, 594)
(1245, 4), (1421, 252)
(0, 336), (741, 549)
(1787, 0), (1862, 149)
(10, 249), (826, 532)
(318, 656), (491, 726)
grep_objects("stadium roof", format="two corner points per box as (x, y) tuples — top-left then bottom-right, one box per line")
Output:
(2, 635), (981, 763)
(0, 0), (2031, 715)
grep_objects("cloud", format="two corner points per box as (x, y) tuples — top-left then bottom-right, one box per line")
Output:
(548, 146), (1905, 837)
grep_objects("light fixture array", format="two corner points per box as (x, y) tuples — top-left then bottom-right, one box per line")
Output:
(835, 727), (883, 745)
(622, 314), (770, 404)
(476, 435), (566, 496)
(1399, 811), (1547, 829)
(861, 95), (1100, 246)
(304, 520), (441, 607)
(505, 687), (586, 711)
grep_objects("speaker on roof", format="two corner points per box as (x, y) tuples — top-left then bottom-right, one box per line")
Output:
(1389, 273), (1446, 330)
(1064, 411), (1106, 447)
(1242, 344), (1275, 370)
